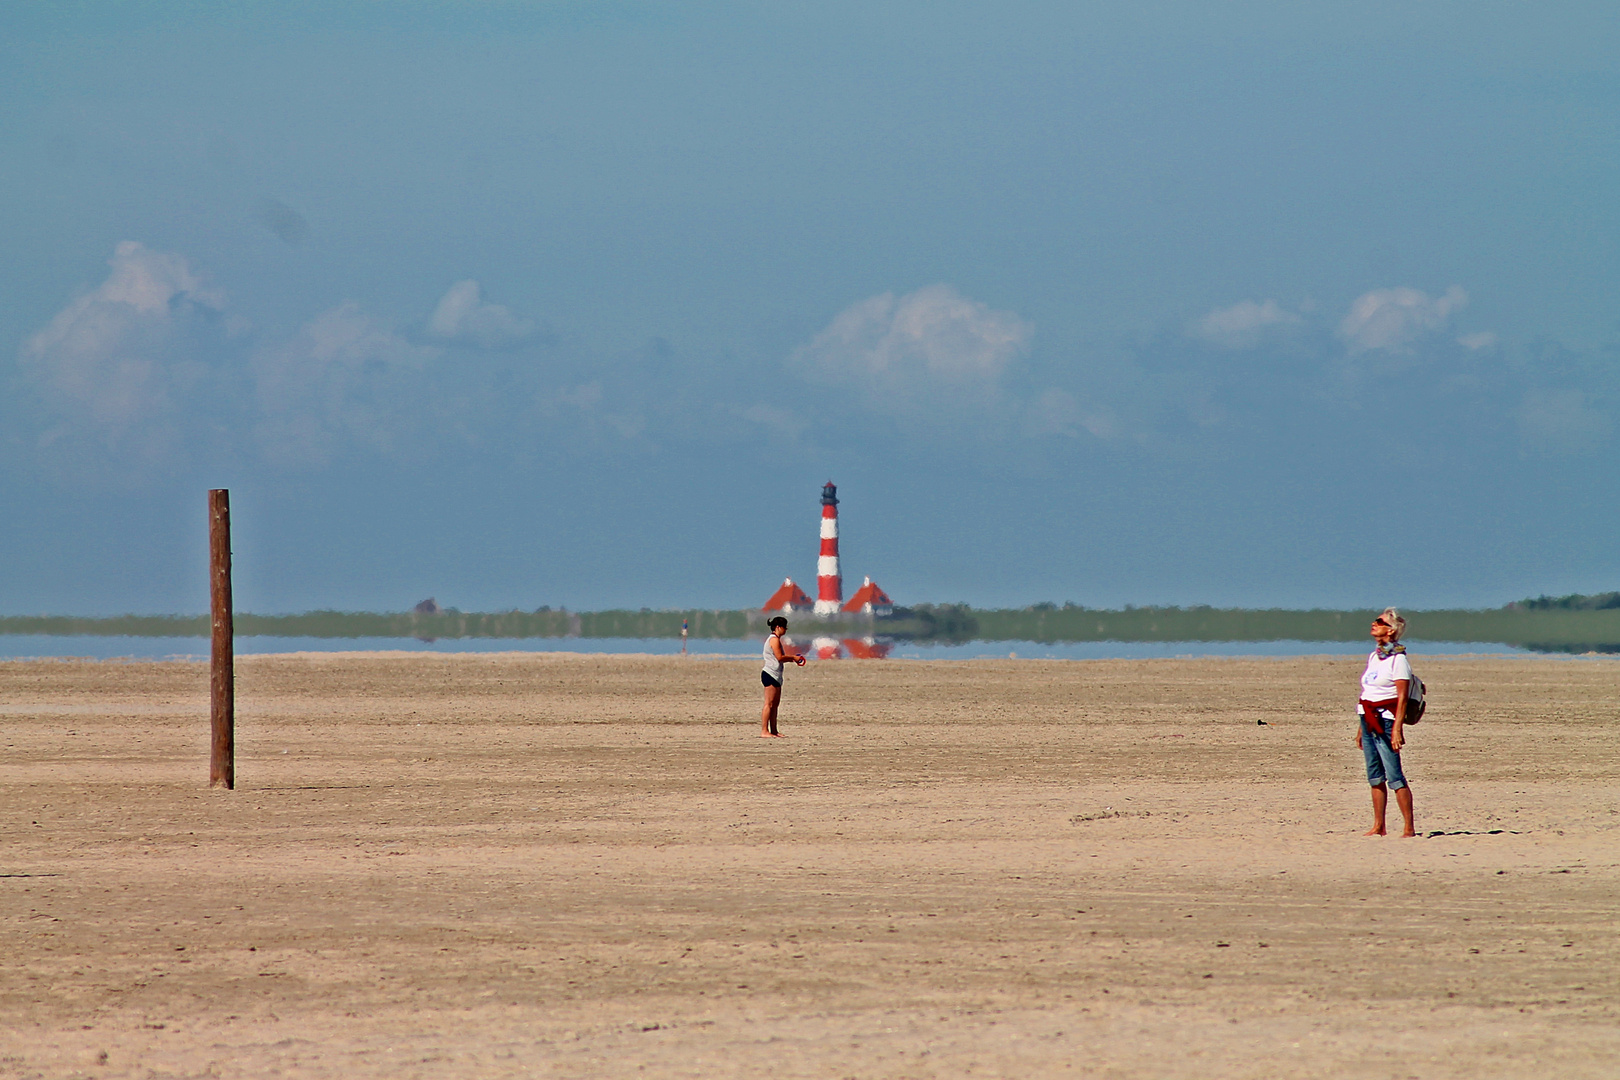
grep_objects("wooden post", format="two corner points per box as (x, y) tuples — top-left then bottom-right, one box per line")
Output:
(208, 489), (234, 789)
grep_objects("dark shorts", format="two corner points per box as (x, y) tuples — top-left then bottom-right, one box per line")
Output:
(761, 670), (782, 688)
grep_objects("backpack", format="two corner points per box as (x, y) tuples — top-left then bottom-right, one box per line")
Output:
(1404, 667), (1426, 724)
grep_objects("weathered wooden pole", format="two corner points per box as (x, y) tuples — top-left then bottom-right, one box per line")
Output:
(208, 489), (234, 789)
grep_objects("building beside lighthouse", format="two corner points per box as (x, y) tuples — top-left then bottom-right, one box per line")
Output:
(814, 481), (843, 615)
(761, 578), (813, 613)
(843, 576), (893, 616)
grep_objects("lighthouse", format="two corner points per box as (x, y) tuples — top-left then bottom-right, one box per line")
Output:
(814, 481), (843, 615)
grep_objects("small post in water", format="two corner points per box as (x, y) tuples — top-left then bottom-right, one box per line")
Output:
(208, 488), (235, 789)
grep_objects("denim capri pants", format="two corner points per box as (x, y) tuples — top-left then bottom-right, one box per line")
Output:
(1360, 714), (1408, 790)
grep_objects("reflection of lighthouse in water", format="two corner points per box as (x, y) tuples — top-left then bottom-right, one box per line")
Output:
(813, 481), (842, 616)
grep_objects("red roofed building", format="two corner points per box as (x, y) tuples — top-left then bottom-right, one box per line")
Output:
(762, 577), (814, 612)
(842, 576), (893, 616)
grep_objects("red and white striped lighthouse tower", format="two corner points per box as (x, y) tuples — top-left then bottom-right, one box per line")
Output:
(813, 481), (843, 616)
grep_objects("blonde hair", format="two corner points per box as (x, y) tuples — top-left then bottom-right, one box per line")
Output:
(1378, 607), (1406, 638)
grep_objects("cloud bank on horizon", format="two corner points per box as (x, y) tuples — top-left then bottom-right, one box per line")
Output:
(19, 247), (1548, 474)
(2, 3), (1619, 614)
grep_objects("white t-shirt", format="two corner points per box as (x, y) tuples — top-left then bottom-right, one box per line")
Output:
(1360, 649), (1413, 703)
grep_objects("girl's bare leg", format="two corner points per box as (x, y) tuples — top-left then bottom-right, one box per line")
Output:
(761, 684), (782, 737)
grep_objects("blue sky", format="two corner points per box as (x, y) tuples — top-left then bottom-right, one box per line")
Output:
(3, 1), (1619, 614)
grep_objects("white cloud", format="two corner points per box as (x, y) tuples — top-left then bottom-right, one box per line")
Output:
(18, 242), (225, 471)
(792, 284), (1032, 400)
(253, 302), (436, 468)
(1339, 285), (1467, 354)
(427, 280), (534, 348)
(1190, 299), (1302, 349)
(1458, 331), (1499, 351)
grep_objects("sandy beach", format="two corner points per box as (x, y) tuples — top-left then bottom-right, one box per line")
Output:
(1, 653), (1616, 1078)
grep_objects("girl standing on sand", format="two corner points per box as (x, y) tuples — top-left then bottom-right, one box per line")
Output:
(761, 616), (805, 738)
(1356, 607), (1416, 836)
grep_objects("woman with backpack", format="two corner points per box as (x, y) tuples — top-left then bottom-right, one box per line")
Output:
(1357, 607), (1416, 836)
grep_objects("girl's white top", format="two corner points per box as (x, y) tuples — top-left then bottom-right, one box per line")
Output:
(762, 636), (784, 680)
(1360, 649), (1413, 703)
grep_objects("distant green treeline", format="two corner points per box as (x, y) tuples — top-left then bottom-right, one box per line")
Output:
(0, 608), (755, 641)
(8, 598), (1620, 650)
(950, 604), (1620, 650)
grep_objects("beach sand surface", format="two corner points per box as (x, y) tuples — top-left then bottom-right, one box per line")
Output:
(1, 654), (1616, 1078)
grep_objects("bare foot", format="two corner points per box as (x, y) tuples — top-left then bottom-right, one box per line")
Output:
(1399, 829), (1417, 837)
(759, 732), (784, 738)
(1363, 826), (1386, 836)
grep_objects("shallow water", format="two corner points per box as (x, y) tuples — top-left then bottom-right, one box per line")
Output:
(0, 634), (1536, 661)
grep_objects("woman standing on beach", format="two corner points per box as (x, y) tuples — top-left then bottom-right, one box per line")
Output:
(761, 616), (805, 738)
(1357, 607), (1416, 836)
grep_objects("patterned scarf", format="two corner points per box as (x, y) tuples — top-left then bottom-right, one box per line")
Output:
(1376, 641), (1407, 659)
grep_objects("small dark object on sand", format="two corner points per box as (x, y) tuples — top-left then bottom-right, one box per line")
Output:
(1256, 719), (1268, 726)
